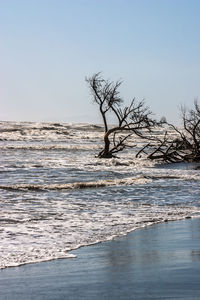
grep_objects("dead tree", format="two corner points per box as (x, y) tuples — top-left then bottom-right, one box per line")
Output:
(86, 73), (158, 158)
(144, 101), (200, 163)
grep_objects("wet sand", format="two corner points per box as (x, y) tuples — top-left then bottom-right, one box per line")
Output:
(1, 218), (200, 300)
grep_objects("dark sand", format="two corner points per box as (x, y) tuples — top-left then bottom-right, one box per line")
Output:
(1, 218), (200, 300)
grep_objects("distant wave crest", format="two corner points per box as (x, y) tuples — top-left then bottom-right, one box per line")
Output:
(0, 144), (99, 151)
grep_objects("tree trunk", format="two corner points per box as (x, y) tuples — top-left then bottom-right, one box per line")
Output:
(98, 132), (113, 158)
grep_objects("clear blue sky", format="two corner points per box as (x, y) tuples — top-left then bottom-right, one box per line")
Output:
(1, 0), (200, 124)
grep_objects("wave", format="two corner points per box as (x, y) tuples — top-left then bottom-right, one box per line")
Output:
(0, 144), (99, 151)
(0, 177), (151, 191)
(1, 173), (200, 191)
(1, 209), (200, 269)
(0, 121), (104, 132)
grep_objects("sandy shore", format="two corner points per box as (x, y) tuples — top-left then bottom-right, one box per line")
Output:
(1, 218), (200, 300)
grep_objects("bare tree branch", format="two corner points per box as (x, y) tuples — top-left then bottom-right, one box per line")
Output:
(86, 73), (159, 158)
(144, 101), (200, 163)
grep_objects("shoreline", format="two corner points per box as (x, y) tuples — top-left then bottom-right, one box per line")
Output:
(1, 215), (198, 270)
(1, 217), (200, 299)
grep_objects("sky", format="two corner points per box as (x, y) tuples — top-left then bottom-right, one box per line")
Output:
(1, 0), (200, 124)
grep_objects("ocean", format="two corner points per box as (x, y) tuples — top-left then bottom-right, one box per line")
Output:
(1, 121), (200, 269)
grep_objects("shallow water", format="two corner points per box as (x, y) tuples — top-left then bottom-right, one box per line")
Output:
(0, 121), (200, 269)
(1, 219), (200, 300)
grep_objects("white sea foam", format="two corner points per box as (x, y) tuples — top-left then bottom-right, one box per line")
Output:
(1, 199), (200, 269)
(0, 144), (100, 151)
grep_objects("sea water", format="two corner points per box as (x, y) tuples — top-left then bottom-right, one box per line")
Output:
(0, 121), (200, 269)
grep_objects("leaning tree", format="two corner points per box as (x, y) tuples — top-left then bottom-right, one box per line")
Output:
(86, 72), (159, 158)
(142, 100), (200, 163)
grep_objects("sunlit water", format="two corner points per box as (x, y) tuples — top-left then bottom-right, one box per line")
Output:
(1, 121), (200, 269)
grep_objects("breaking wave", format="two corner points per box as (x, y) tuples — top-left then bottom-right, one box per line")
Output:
(0, 144), (99, 151)
(1, 173), (200, 191)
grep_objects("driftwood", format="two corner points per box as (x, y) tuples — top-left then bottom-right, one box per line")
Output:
(140, 101), (200, 163)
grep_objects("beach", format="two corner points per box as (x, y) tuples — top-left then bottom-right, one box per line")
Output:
(1, 218), (200, 300)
